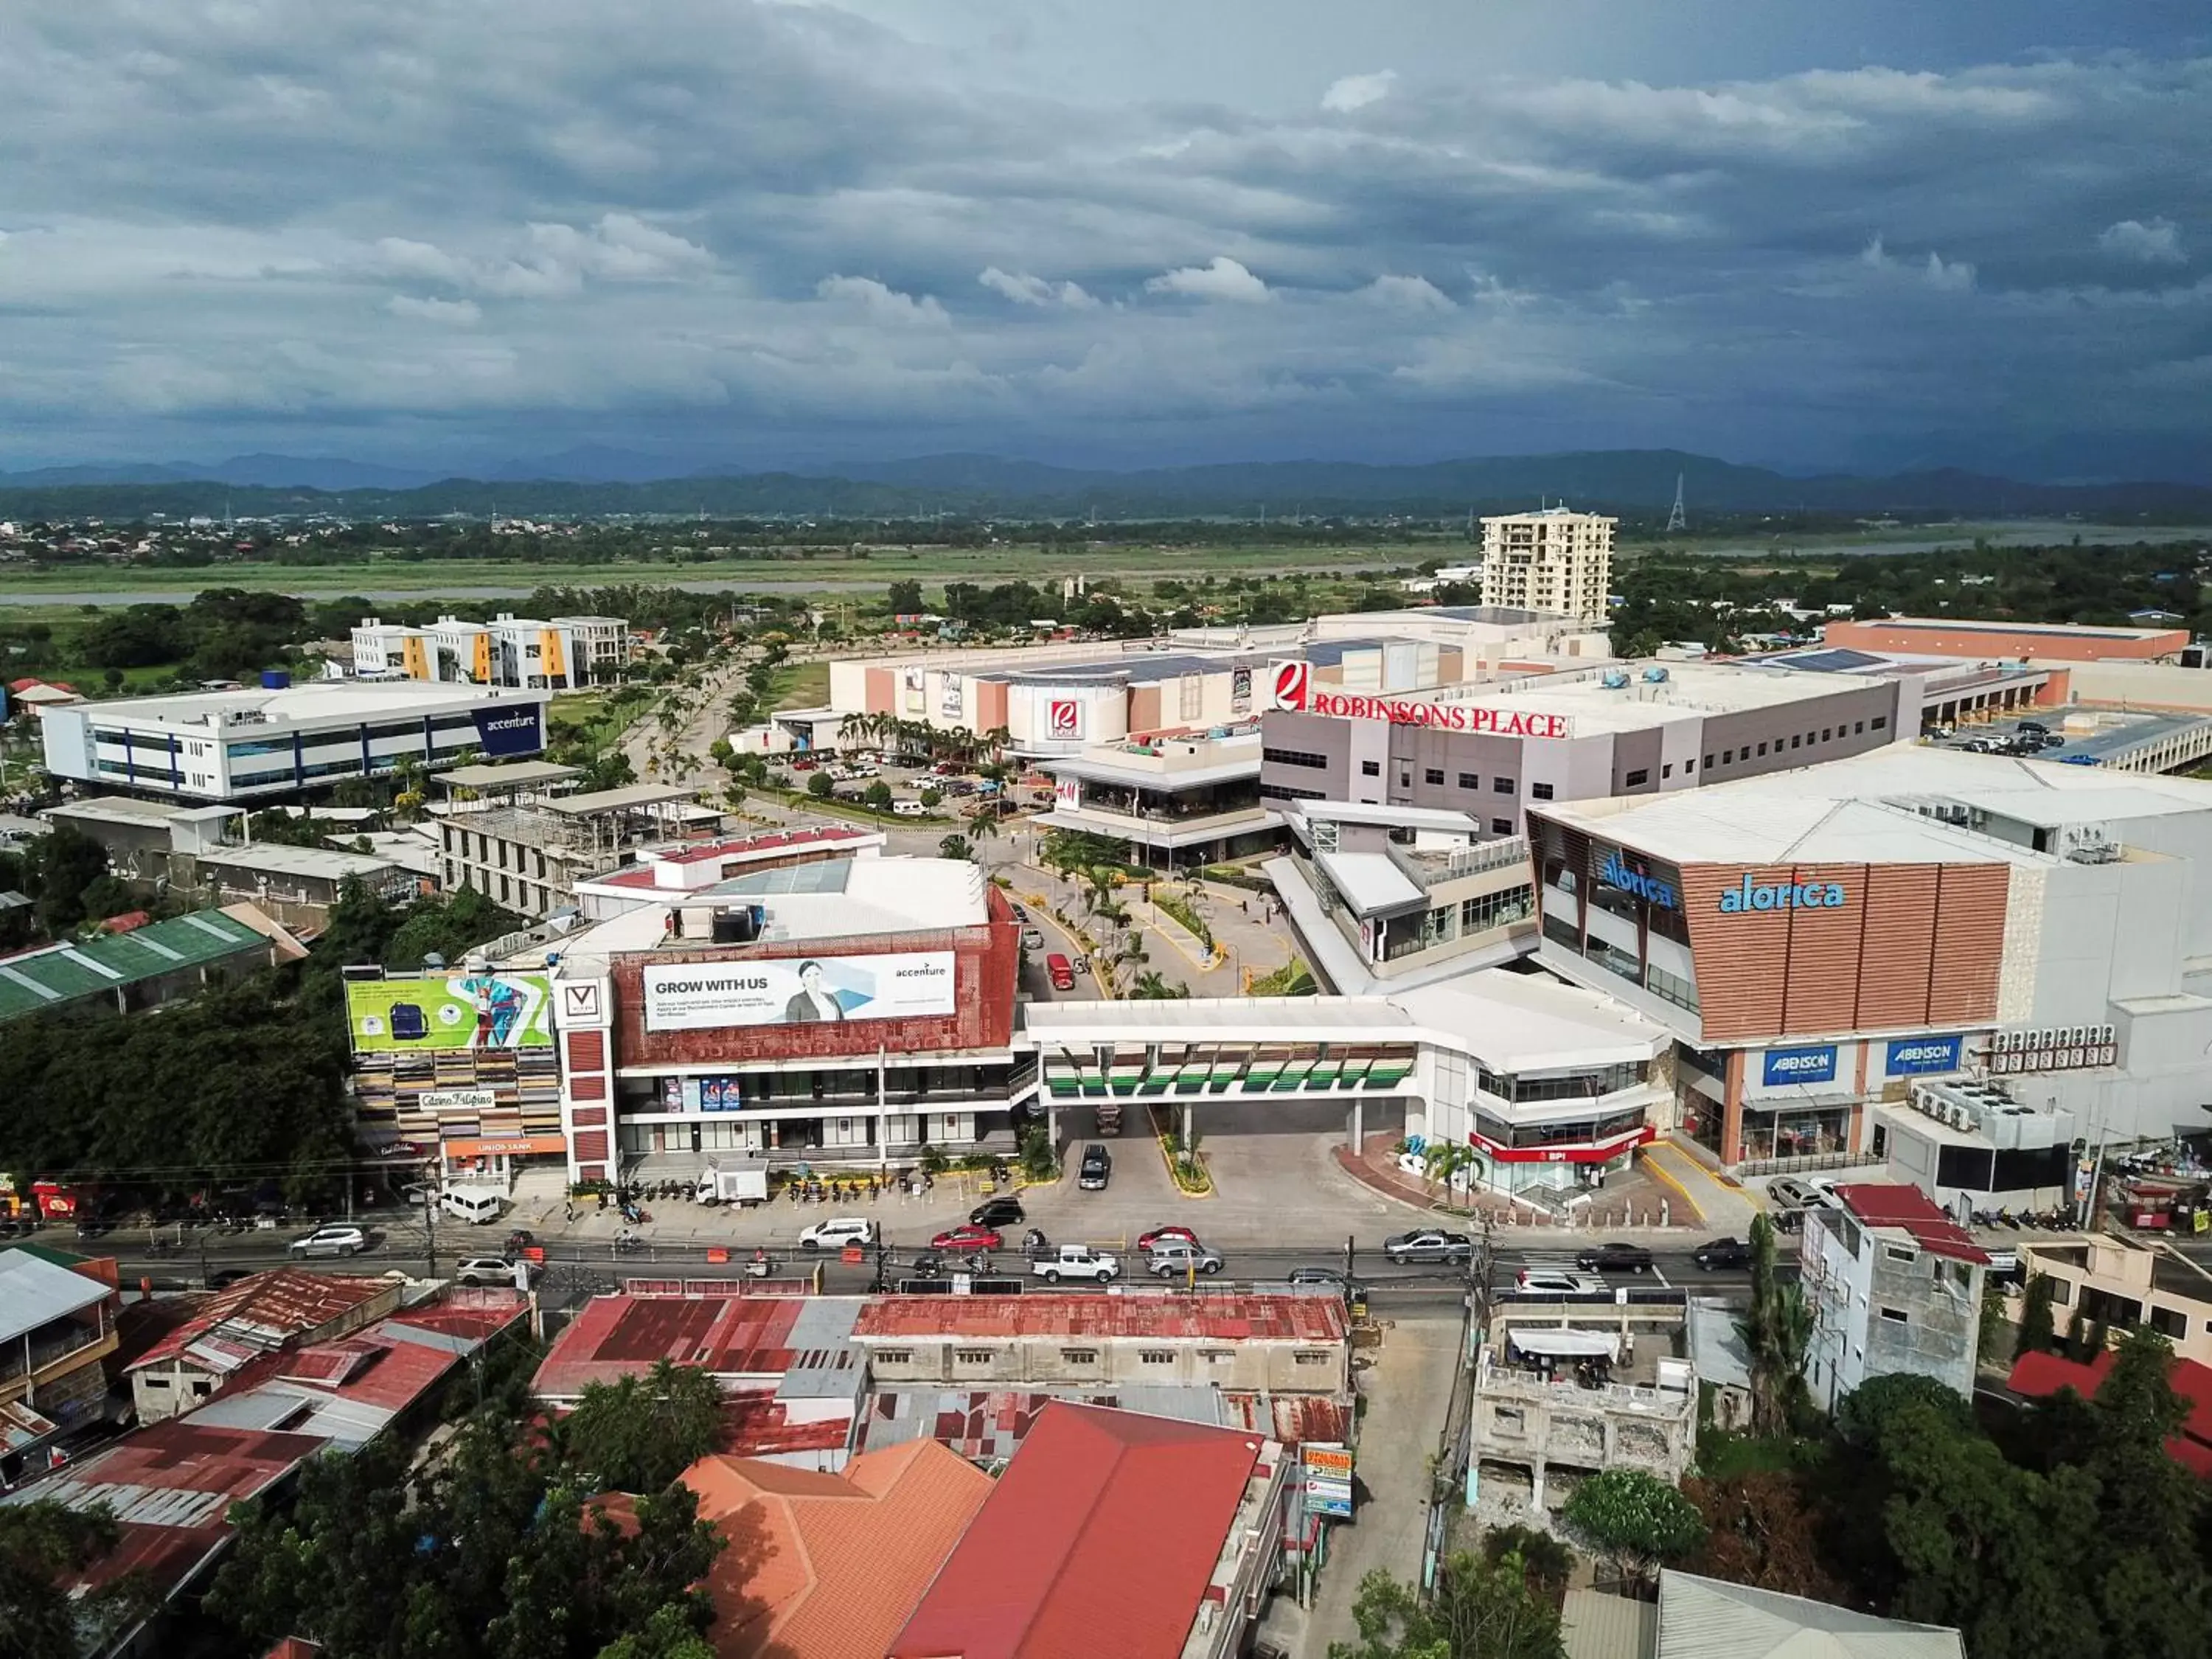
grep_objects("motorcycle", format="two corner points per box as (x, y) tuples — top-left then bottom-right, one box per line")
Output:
(1022, 1228), (1049, 1256)
(613, 1228), (644, 1251)
(744, 1251), (778, 1279)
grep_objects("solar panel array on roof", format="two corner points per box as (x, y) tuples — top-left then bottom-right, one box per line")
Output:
(1768, 647), (1889, 672)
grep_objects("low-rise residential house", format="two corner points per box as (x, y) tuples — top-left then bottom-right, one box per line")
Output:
(125, 1270), (403, 1422)
(678, 1439), (992, 1659)
(889, 1401), (1293, 1659)
(0, 1245), (120, 1458)
(850, 1293), (1351, 1394)
(1801, 1183), (1990, 1411)
(0, 904), (302, 1027)
(2013, 1234), (2212, 1365)
(2007, 1346), (2212, 1477)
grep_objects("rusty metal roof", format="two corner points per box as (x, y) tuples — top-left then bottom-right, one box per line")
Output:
(854, 1291), (1348, 1343)
(128, 1270), (394, 1373)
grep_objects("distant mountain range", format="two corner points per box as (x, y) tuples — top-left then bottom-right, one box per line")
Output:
(2, 448), (2209, 520)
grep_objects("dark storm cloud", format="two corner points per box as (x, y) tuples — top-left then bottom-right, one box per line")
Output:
(0, 1), (2204, 474)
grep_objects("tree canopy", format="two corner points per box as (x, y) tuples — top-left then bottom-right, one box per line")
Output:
(560, 1359), (725, 1494)
(1330, 1551), (1565, 1659)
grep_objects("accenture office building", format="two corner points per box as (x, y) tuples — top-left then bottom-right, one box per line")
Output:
(1529, 744), (2212, 1178)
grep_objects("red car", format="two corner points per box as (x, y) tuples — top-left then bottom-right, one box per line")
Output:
(790, 758), (818, 771)
(931, 1224), (1004, 1253)
(1138, 1225), (1200, 1251)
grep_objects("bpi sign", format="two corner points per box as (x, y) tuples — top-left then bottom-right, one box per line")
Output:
(1265, 659), (1571, 739)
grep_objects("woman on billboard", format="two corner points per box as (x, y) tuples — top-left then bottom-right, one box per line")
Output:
(784, 960), (847, 1023)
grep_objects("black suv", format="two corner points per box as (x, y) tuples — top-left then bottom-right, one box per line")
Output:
(1693, 1237), (1753, 1270)
(1573, 1242), (1654, 1275)
(1078, 1145), (1112, 1191)
(970, 1196), (1026, 1229)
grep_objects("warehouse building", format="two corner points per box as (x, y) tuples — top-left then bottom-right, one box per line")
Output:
(40, 680), (551, 804)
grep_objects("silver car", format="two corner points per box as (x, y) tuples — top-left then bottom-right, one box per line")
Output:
(289, 1225), (366, 1259)
(1148, 1240), (1225, 1277)
(1382, 1228), (1472, 1265)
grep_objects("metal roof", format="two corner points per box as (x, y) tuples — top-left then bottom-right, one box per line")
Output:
(544, 782), (695, 815)
(0, 1248), (110, 1344)
(854, 1291), (1346, 1344)
(128, 1270), (396, 1372)
(1655, 1569), (1962, 1659)
(434, 759), (583, 790)
(0, 908), (270, 1024)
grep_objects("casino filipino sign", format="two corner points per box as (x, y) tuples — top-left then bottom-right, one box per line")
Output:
(1266, 660), (1571, 739)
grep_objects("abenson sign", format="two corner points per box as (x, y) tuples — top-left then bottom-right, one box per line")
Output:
(642, 952), (957, 1032)
(1267, 661), (1571, 739)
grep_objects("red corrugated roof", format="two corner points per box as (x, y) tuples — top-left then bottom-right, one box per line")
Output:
(718, 1394), (854, 1460)
(2007, 1347), (2212, 1478)
(1833, 1183), (1992, 1265)
(890, 1402), (1267, 1659)
(128, 1270), (394, 1371)
(855, 1293), (1347, 1344)
(533, 1293), (811, 1398)
(383, 1290), (529, 1351)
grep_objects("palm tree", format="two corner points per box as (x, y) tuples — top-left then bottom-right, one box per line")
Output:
(837, 711), (874, 752)
(1131, 970), (1189, 1000)
(1739, 1213), (1814, 1433)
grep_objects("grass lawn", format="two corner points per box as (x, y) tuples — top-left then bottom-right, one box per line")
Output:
(769, 660), (830, 710)
(1695, 1425), (1823, 1479)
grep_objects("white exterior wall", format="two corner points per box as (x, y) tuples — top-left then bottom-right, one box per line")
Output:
(1801, 1209), (1873, 1410)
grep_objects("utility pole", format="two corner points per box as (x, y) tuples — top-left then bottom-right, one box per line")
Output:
(421, 1183), (438, 1280)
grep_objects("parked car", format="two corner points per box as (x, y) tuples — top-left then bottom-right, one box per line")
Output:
(970, 1197), (1026, 1228)
(931, 1223), (1004, 1253)
(1021, 927), (1045, 950)
(289, 1225), (367, 1259)
(1692, 1237), (1753, 1271)
(798, 1217), (877, 1251)
(455, 1256), (524, 1286)
(1766, 1177), (1829, 1213)
(1382, 1229), (1472, 1265)
(1032, 1245), (1121, 1284)
(790, 758), (817, 771)
(1078, 1145), (1112, 1190)
(1147, 1239), (1225, 1277)
(1573, 1242), (1654, 1275)
(1515, 1269), (1607, 1296)
(1138, 1224), (1200, 1251)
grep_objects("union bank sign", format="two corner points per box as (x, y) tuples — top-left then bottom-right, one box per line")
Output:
(1267, 661), (1571, 739)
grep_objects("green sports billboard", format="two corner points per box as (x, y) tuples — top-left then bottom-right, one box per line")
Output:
(345, 972), (553, 1053)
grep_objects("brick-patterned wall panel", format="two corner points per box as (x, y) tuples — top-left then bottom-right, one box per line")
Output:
(1680, 865), (1792, 1040)
(573, 1130), (610, 1163)
(1851, 866), (1941, 1030)
(1926, 864), (2009, 1025)
(569, 1105), (608, 1127)
(569, 1074), (606, 1102)
(565, 1030), (606, 1071)
(1780, 863), (1870, 1033)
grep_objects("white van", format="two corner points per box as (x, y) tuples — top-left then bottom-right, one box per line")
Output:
(891, 799), (928, 817)
(439, 1188), (504, 1225)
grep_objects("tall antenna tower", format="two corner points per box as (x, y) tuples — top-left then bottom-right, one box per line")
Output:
(1665, 473), (1688, 534)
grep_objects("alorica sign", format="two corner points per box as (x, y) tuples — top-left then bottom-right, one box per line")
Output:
(1304, 692), (1571, 740)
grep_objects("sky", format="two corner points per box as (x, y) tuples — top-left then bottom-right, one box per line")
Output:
(2, 0), (2208, 481)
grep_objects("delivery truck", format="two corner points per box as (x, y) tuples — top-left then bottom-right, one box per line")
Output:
(696, 1161), (771, 1208)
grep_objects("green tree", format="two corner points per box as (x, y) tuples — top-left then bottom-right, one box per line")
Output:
(1018, 1122), (1057, 1181)
(863, 779), (893, 813)
(939, 834), (973, 862)
(1330, 1552), (1564, 1659)
(2017, 1272), (2059, 1355)
(806, 770), (834, 799)
(26, 824), (108, 934)
(1980, 1276), (2014, 1367)
(1130, 970), (1189, 999)
(561, 1360), (723, 1492)
(0, 1501), (152, 1659)
(1562, 1469), (1706, 1590)
(886, 578), (925, 615)
(1736, 1214), (1812, 1433)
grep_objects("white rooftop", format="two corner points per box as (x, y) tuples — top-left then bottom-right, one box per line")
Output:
(1545, 744), (2212, 865)
(196, 844), (397, 880)
(1315, 852), (1424, 914)
(73, 680), (543, 729)
(0, 1250), (109, 1345)
(1295, 800), (1479, 832)
(1389, 968), (1670, 1071)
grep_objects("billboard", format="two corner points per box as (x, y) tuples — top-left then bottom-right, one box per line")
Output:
(470, 703), (544, 758)
(902, 669), (926, 714)
(346, 972), (554, 1052)
(1047, 698), (1082, 740)
(1231, 666), (1252, 713)
(1886, 1034), (1963, 1077)
(642, 953), (958, 1032)
(1304, 1444), (1354, 1518)
(940, 677), (964, 720)
(1761, 1046), (1837, 1087)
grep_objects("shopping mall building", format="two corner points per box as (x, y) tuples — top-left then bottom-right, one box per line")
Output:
(1527, 744), (2212, 1172)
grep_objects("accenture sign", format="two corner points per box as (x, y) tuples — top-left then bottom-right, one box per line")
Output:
(1267, 660), (1571, 739)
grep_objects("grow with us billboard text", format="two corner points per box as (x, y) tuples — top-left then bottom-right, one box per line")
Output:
(346, 973), (554, 1051)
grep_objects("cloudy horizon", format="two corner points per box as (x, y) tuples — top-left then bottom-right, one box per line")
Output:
(3, 1), (2208, 481)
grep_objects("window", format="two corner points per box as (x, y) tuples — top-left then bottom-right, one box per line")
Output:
(1872, 715), (1888, 730)
(1293, 1350), (1334, 1366)
(953, 1348), (995, 1365)
(1883, 1244), (1917, 1264)
(1425, 768), (1445, 786)
(1662, 762), (1673, 779)
(875, 1349), (912, 1365)
(1705, 754), (1716, 770)
(1530, 782), (1554, 801)
(1822, 728), (1832, 742)
(1458, 772), (1480, 790)
(1624, 768), (1649, 787)
(1854, 720), (1865, 734)
(1790, 735), (1801, 749)
(1062, 1348), (1099, 1365)
(1360, 759), (1380, 777)
(1494, 776), (1515, 794)
(1399, 772), (1411, 788)
(1200, 1349), (1234, 1363)
(1492, 818), (1512, 835)
(1757, 742), (1768, 756)
(1685, 758), (1695, 773)
(1263, 747), (1328, 771)
(1138, 1349), (1175, 1365)
(2151, 1307), (2188, 1339)
(1879, 1307), (1909, 1324)
(1259, 782), (1325, 802)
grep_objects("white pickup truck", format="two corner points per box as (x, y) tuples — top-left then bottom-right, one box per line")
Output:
(1031, 1244), (1121, 1284)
